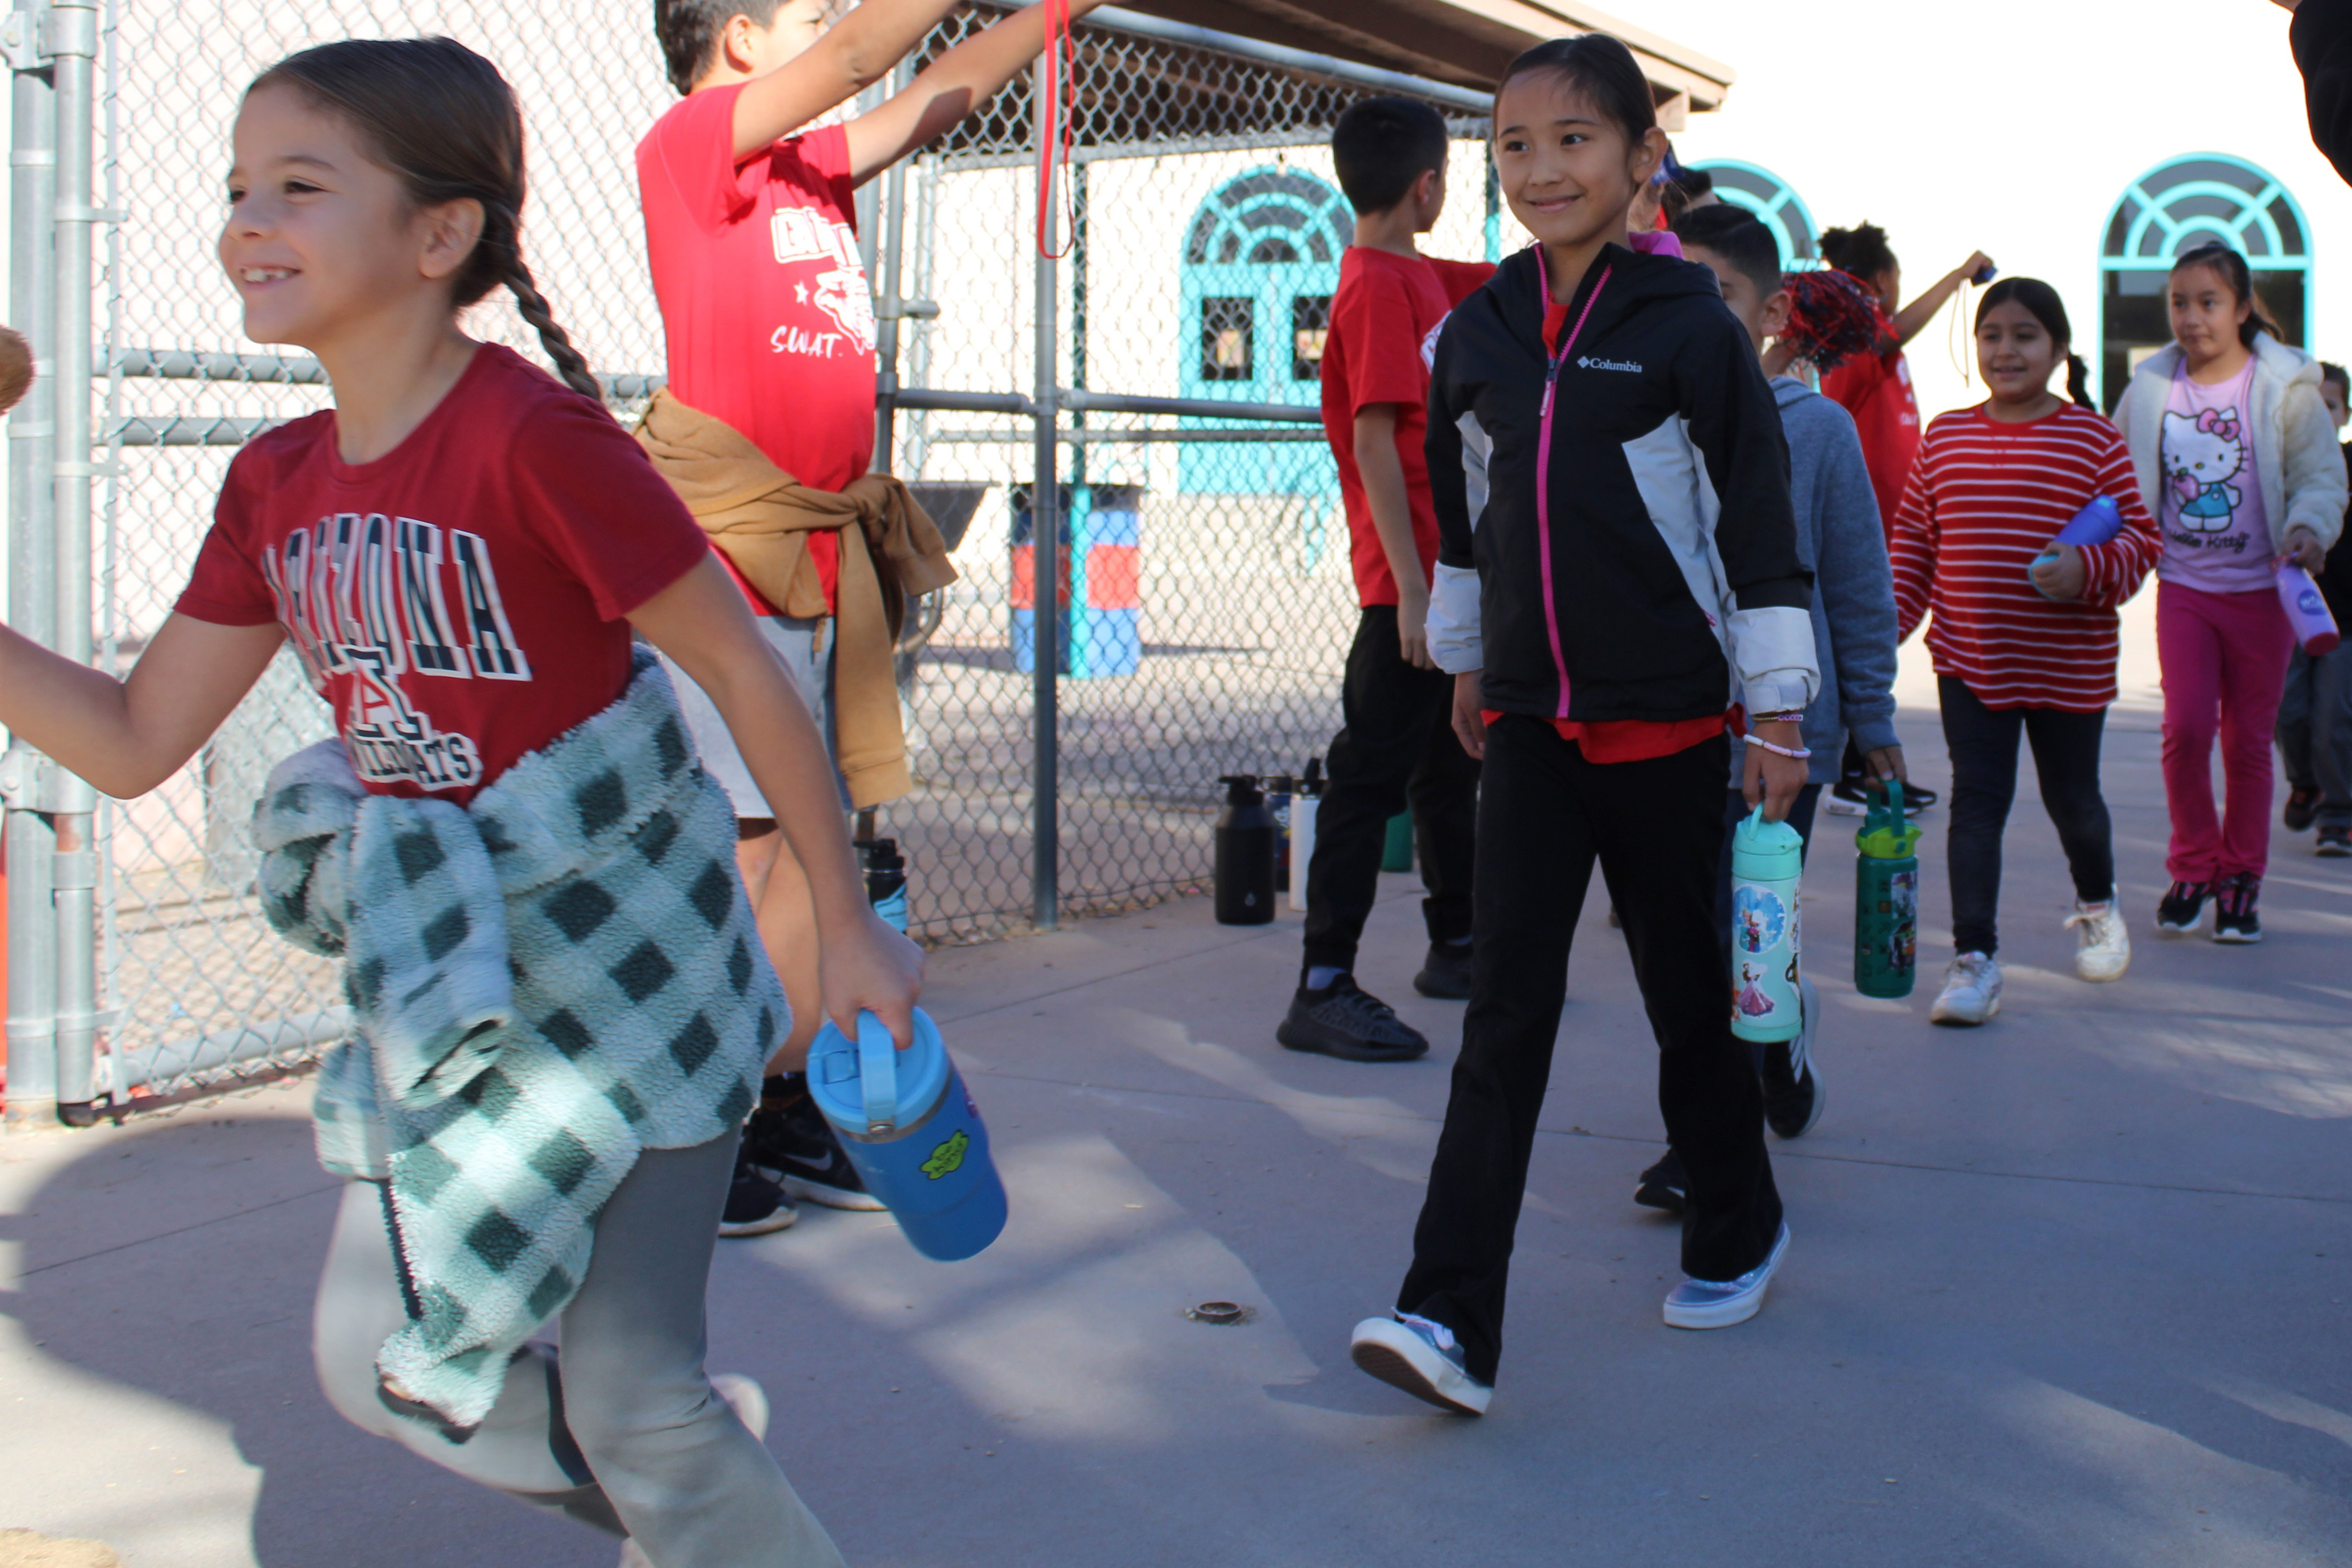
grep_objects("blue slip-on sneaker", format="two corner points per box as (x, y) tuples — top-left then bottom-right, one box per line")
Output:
(1349, 1312), (1492, 1415)
(1663, 1222), (1790, 1330)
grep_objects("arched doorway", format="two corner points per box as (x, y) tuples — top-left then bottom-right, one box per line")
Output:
(2099, 154), (2312, 407)
(1691, 159), (1819, 271)
(1177, 166), (1349, 501)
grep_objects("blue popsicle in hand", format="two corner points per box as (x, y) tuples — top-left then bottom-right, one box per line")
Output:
(2028, 495), (2122, 600)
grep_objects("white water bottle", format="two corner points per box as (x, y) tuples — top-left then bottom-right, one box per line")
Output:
(1288, 757), (1322, 912)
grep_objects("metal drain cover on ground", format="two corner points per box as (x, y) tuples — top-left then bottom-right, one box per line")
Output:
(1185, 1300), (1251, 1325)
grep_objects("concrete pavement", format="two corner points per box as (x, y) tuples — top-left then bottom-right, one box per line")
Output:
(5, 709), (2352, 1566)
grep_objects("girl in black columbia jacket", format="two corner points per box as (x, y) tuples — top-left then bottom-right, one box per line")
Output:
(1347, 34), (1821, 1418)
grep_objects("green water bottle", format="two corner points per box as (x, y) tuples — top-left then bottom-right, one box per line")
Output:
(1380, 810), (1415, 873)
(1853, 779), (1922, 999)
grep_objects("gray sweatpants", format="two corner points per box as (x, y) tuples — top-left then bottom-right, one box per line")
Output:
(2278, 642), (2352, 829)
(314, 1135), (847, 1567)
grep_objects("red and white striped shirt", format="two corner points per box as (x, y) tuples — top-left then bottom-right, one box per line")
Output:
(1891, 403), (2159, 711)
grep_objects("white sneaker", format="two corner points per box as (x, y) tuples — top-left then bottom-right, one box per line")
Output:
(711, 1372), (770, 1440)
(2066, 899), (2131, 982)
(1929, 952), (2001, 1026)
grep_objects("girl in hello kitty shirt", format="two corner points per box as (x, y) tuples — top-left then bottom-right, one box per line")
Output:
(2116, 243), (2349, 943)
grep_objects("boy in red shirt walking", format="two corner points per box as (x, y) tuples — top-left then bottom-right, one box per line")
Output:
(640, 0), (1108, 1228)
(1277, 98), (1493, 1064)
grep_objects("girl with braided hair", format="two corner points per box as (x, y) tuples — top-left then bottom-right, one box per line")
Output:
(0, 36), (914, 1566)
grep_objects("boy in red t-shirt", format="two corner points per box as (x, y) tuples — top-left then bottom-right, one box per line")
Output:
(641, 0), (1109, 1227)
(1277, 98), (1494, 1065)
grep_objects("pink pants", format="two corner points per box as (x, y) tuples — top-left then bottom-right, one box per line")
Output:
(2157, 579), (2293, 882)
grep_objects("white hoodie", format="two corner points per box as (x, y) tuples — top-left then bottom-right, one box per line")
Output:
(2112, 332), (2347, 555)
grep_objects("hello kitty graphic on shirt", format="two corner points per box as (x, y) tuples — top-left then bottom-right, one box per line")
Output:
(2161, 405), (2247, 535)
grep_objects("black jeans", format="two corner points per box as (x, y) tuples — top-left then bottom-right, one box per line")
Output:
(1397, 719), (1781, 1383)
(1938, 676), (2114, 956)
(1300, 606), (1479, 974)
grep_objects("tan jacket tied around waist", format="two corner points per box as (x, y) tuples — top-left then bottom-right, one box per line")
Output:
(635, 387), (958, 809)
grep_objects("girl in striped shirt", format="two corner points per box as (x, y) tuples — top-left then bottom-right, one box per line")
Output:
(1891, 279), (2159, 1024)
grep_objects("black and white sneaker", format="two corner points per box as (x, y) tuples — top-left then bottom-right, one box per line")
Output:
(718, 1142), (798, 1237)
(1823, 777), (1870, 817)
(1412, 939), (1473, 1000)
(1763, 975), (1825, 1138)
(2211, 873), (2263, 944)
(2285, 787), (2324, 833)
(747, 1078), (887, 1212)
(2319, 826), (2352, 858)
(2155, 879), (2212, 935)
(1276, 975), (1429, 1062)
(1635, 1148), (1686, 1214)
(1349, 1312), (1491, 1415)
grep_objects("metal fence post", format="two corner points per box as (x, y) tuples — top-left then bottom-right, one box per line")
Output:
(45, 0), (97, 1123)
(871, 59), (912, 475)
(3, 4), (57, 1128)
(1029, 53), (1059, 931)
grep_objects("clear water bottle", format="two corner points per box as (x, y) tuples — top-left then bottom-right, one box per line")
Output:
(1729, 806), (1804, 1044)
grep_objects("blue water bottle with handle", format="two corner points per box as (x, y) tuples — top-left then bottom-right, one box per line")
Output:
(1729, 807), (1804, 1044)
(805, 1007), (1008, 1261)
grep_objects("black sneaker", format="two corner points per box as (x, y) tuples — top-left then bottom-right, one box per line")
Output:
(2212, 873), (2262, 944)
(1823, 777), (1869, 817)
(1763, 976), (1826, 1138)
(1900, 784), (1937, 814)
(2319, 826), (2352, 858)
(719, 1142), (798, 1237)
(2285, 787), (2324, 833)
(1276, 975), (1429, 1062)
(1413, 940), (1473, 999)
(1634, 1148), (1686, 1214)
(2155, 880), (2212, 935)
(747, 1079), (887, 1212)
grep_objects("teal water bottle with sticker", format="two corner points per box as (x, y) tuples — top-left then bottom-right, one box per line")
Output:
(806, 1008), (1007, 1261)
(1729, 808), (1804, 1044)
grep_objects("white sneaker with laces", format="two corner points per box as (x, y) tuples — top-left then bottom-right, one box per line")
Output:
(1929, 952), (2002, 1026)
(2066, 899), (2131, 982)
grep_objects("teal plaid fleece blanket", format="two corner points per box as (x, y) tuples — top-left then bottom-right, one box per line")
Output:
(254, 650), (782, 1430)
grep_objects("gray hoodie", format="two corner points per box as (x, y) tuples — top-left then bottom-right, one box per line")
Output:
(1727, 377), (1901, 787)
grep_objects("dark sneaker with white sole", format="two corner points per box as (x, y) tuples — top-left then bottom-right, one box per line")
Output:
(1412, 940), (1473, 999)
(2212, 872), (2262, 943)
(1634, 1148), (1686, 1214)
(718, 1142), (798, 1237)
(2321, 826), (2352, 857)
(2155, 879), (2211, 935)
(1763, 975), (1825, 1138)
(1350, 1313), (1491, 1415)
(2285, 787), (2324, 833)
(1277, 975), (1428, 1062)
(746, 1078), (888, 1211)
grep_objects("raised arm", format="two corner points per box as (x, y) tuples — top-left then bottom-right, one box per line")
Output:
(729, 0), (969, 159)
(0, 614), (284, 799)
(1889, 252), (1992, 348)
(844, 0), (1116, 185)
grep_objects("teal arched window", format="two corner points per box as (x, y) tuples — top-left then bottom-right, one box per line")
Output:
(2099, 154), (2311, 407)
(1691, 160), (1819, 271)
(1178, 166), (1348, 500)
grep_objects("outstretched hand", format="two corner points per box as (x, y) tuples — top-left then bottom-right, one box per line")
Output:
(820, 907), (926, 1051)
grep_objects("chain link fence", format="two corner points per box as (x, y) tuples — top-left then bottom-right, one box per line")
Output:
(5, 0), (1522, 1113)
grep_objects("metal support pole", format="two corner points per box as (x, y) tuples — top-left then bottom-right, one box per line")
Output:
(46, 0), (97, 1123)
(3, 6), (57, 1128)
(870, 59), (913, 476)
(1029, 56), (1059, 931)
(1068, 161), (1086, 492)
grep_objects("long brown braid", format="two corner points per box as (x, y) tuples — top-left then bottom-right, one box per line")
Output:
(251, 37), (603, 400)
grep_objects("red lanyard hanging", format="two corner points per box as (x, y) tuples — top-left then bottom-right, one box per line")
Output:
(1035, 0), (1077, 259)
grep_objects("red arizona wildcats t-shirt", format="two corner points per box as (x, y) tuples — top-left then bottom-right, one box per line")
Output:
(174, 345), (712, 804)
(638, 86), (878, 613)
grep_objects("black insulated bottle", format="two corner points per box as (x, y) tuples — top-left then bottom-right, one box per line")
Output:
(1214, 774), (1277, 925)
